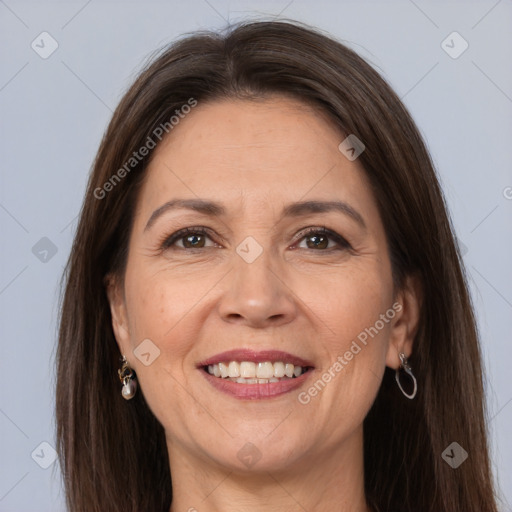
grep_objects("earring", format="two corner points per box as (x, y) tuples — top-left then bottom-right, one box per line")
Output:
(118, 355), (137, 400)
(395, 352), (417, 400)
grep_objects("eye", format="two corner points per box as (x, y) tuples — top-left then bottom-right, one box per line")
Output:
(160, 227), (218, 250)
(159, 226), (351, 252)
(294, 227), (351, 251)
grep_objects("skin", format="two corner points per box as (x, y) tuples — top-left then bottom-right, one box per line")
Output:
(107, 96), (421, 512)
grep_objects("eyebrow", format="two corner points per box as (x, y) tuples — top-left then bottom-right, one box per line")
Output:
(144, 198), (366, 231)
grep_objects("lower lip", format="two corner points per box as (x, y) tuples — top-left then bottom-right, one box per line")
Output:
(200, 369), (313, 400)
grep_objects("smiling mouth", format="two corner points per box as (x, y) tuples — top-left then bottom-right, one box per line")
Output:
(203, 360), (314, 384)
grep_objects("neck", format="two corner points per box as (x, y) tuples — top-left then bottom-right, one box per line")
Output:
(167, 428), (371, 512)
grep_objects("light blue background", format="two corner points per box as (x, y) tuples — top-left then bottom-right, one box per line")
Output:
(1, 1), (511, 510)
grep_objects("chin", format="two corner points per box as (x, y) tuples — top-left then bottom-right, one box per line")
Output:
(199, 429), (306, 473)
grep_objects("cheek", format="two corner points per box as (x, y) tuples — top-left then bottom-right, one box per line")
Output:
(121, 268), (197, 392)
(122, 273), (200, 423)
(295, 264), (392, 412)
(124, 264), (212, 342)
(295, 261), (392, 348)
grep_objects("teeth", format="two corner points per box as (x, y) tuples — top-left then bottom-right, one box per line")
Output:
(240, 361), (256, 378)
(219, 362), (229, 378)
(228, 361), (240, 378)
(206, 361), (307, 381)
(273, 362), (285, 378)
(228, 376), (291, 384)
(256, 362), (274, 379)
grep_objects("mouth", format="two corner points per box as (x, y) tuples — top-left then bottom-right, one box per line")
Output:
(197, 349), (315, 400)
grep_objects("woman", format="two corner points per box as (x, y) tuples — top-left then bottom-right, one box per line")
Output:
(56, 20), (499, 511)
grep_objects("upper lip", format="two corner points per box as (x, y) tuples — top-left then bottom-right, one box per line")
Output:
(197, 349), (315, 368)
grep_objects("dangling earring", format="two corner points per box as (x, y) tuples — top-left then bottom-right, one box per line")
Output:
(395, 352), (417, 399)
(118, 355), (137, 400)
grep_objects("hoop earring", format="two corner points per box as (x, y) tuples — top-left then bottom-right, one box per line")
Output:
(118, 355), (137, 400)
(395, 352), (417, 400)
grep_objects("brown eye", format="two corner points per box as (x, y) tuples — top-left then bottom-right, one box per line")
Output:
(305, 233), (329, 249)
(295, 227), (351, 251)
(181, 233), (206, 248)
(161, 227), (217, 250)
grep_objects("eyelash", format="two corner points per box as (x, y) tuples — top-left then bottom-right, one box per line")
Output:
(159, 226), (352, 252)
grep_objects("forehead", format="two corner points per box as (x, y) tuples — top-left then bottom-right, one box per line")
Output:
(135, 96), (378, 224)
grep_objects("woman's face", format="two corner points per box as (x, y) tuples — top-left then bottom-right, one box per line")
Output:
(109, 96), (416, 474)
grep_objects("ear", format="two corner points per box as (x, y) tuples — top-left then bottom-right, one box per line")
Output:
(385, 274), (423, 370)
(104, 273), (131, 356)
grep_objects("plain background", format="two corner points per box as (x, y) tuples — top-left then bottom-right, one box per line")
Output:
(1, 1), (511, 510)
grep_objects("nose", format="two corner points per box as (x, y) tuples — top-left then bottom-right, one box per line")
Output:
(217, 249), (298, 329)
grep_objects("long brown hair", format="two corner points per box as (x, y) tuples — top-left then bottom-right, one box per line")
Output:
(56, 20), (499, 512)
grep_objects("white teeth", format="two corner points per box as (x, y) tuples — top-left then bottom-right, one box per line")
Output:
(206, 361), (308, 382)
(227, 377), (292, 384)
(240, 361), (256, 378)
(256, 362), (274, 379)
(273, 361), (285, 378)
(228, 361), (240, 378)
(219, 362), (229, 378)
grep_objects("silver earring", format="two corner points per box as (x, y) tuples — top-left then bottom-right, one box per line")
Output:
(118, 355), (137, 400)
(395, 352), (417, 400)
